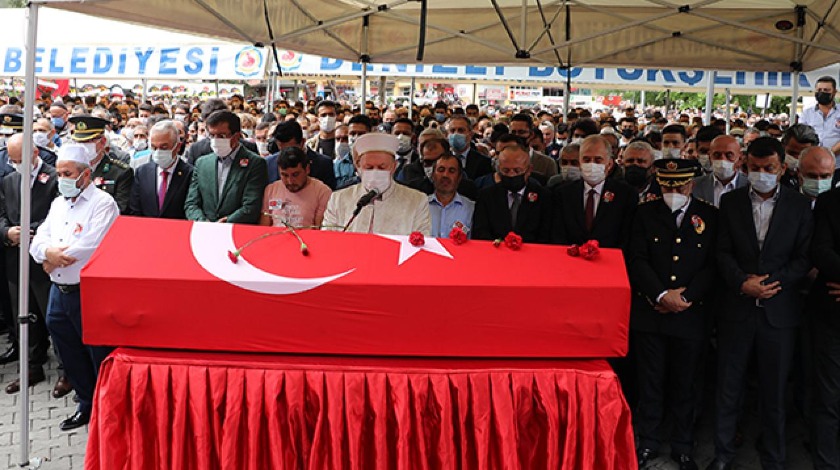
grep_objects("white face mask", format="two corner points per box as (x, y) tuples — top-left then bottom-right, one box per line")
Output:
(10, 162), (23, 175)
(134, 139), (148, 151)
(580, 162), (606, 185)
(748, 171), (779, 193)
(663, 147), (681, 159)
(712, 159), (736, 181)
(256, 141), (269, 156)
(301, 130), (310, 140)
(58, 173), (83, 198)
(560, 165), (581, 181)
(424, 165), (434, 179)
(662, 192), (689, 212)
(652, 149), (663, 160)
(210, 137), (233, 157)
(396, 134), (412, 154)
(361, 169), (392, 193)
(33, 131), (50, 148)
(785, 154), (799, 172)
(81, 142), (99, 162)
(152, 148), (176, 169)
(319, 116), (336, 133)
(571, 137), (584, 145)
(336, 142), (351, 159)
(697, 153), (711, 170)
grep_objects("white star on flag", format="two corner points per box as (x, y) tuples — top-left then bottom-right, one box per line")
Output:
(378, 234), (454, 265)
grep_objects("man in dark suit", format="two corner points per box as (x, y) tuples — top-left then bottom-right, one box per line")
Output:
(708, 137), (813, 470)
(809, 183), (840, 468)
(0, 134), (58, 393)
(551, 134), (637, 249)
(67, 115), (133, 214)
(266, 121), (336, 190)
(185, 98), (258, 165)
(129, 121), (193, 219)
(629, 158), (718, 470)
(446, 115), (493, 181)
(472, 144), (552, 243)
(184, 111), (267, 224)
(399, 137), (478, 201)
(692, 135), (749, 207)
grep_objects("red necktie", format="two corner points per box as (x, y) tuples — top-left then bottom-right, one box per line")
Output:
(585, 189), (596, 232)
(158, 170), (168, 211)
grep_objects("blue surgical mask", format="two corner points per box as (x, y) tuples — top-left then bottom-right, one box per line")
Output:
(51, 117), (65, 129)
(448, 133), (467, 152)
(748, 171), (779, 193)
(802, 177), (833, 197)
(58, 173), (84, 198)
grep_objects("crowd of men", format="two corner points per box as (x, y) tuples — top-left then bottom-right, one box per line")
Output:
(2, 74), (840, 469)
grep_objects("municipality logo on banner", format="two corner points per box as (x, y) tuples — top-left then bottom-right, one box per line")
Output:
(234, 46), (263, 78)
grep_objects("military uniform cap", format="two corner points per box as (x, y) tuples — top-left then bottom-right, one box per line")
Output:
(654, 158), (702, 188)
(0, 113), (23, 135)
(68, 114), (109, 142)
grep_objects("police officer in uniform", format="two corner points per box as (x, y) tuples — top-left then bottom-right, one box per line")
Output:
(67, 115), (133, 214)
(629, 158), (718, 470)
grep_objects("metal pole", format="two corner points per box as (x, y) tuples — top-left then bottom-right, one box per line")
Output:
(763, 93), (771, 118)
(293, 79), (299, 101)
(791, 71), (801, 124)
(378, 75), (386, 107)
(360, 67), (368, 115)
(725, 87), (732, 133)
(704, 71), (716, 125)
(141, 78), (148, 103)
(665, 89), (671, 112)
(640, 90), (646, 109)
(562, 80), (570, 121)
(19, 3), (38, 467)
(520, 0), (528, 50)
(214, 80), (220, 97)
(409, 77), (415, 120)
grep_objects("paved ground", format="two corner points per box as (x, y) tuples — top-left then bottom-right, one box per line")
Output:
(0, 335), (86, 470)
(0, 332), (822, 469)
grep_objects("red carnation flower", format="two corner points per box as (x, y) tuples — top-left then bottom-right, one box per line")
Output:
(300, 243), (309, 256)
(449, 226), (468, 245)
(579, 240), (601, 260)
(567, 244), (580, 257)
(409, 231), (425, 247)
(227, 250), (239, 263)
(504, 232), (523, 251)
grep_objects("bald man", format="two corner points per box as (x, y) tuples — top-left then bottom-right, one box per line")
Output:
(692, 135), (749, 207)
(0, 134), (59, 392)
(799, 146), (839, 204)
(472, 144), (552, 243)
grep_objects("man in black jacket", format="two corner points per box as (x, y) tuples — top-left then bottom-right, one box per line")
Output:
(472, 144), (552, 243)
(708, 137), (813, 470)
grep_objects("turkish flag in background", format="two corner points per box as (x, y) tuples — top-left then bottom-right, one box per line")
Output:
(82, 217), (630, 358)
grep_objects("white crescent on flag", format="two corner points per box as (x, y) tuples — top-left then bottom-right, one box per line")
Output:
(189, 222), (354, 295)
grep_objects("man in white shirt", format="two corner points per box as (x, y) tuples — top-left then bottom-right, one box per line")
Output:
(800, 76), (840, 166)
(323, 133), (430, 235)
(30, 144), (120, 431)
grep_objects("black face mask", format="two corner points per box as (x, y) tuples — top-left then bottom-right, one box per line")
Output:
(499, 173), (527, 192)
(816, 92), (834, 106)
(621, 128), (635, 138)
(624, 165), (650, 189)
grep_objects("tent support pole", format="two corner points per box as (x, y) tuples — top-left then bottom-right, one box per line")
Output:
(725, 88), (731, 133)
(379, 76), (386, 106)
(360, 15), (370, 115)
(704, 71), (716, 125)
(665, 89), (671, 112)
(141, 78), (148, 103)
(791, 72), (800, 124)
(409, 77), (415, 119)
(19, 2), (38, 467)
(640, 90), (646, 109)
(215, 80), (219, 97)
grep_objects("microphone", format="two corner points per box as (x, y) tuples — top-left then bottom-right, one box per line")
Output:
(355, 189), (380, 212)
(343, 188), (381, 232)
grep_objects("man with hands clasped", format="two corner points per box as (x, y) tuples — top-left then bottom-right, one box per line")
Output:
(707, 137), (813, 470)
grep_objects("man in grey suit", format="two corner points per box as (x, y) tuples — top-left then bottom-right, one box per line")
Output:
(693, 135), (749, 207)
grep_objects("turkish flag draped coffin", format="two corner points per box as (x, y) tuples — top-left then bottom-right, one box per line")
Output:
(81, 217), (630, 358)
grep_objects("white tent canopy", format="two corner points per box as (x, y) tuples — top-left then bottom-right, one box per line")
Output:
(42, 0), (840, 72)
